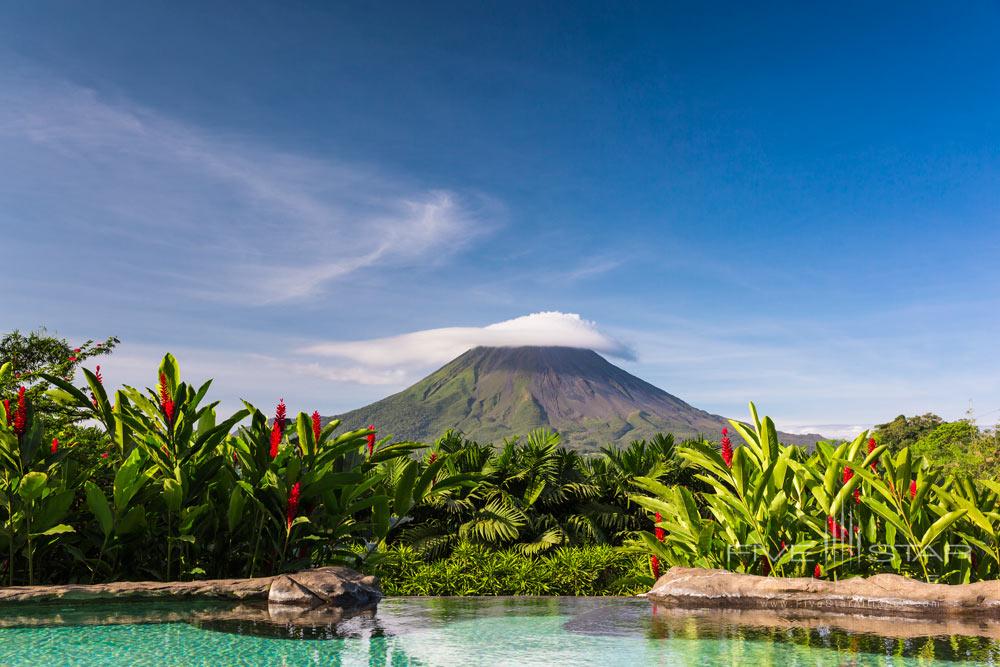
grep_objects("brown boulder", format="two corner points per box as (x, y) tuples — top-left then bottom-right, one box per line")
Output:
(267, 566), (381, 609)
(647, 567), (1000, 616)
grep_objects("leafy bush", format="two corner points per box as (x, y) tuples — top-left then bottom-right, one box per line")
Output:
(0, 354), (444, 584)
(630, 403), (1000, 583)
(368, 543), (648, 596)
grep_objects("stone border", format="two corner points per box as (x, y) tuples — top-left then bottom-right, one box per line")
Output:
(0, 566), (381, 609)
(647, 567), (1000, 617)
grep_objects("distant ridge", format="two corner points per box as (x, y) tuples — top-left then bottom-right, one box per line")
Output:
(331, 346), (823, 452)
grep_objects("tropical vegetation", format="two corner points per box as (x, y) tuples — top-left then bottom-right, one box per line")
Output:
(3, 329), (1000, 592)
(632, 404), (1000, 583)
(0, 344), (676, 589)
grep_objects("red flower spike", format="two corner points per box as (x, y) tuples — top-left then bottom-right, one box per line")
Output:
(73, 348), (80, 354)
(269, 421), (282, 459)
(827, 515), (847, 541)
(650, 555), (660, 580)
(286, 482), (301, 529)
(50, 437), (58, 454)
(910, 480), (917, 500)
(13, 386), (27, 437)
(101, 452), (109, 459)
(720, 429), (734, 468)
(867, 437), (878, 471)
(268, 399), (286, 459)
(91, 365), (104, 408)
(158, 373), (174, 425)
(814, 564), (822, 578)
(654, 512), (665, 542)
(2, 399), (10, 423)
(274, 399), (287, 430)
(311, 411), (321, 443)
(366, 425), (376, 457)
(428, 452), (438, 464)
(68, 356), (77, 362)
(842, 466), (861, 503)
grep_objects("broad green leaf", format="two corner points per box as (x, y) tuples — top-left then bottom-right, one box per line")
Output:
(18, 472), (48, 501)
(85, 482), (114, 539)
(919, 509), (968, 552)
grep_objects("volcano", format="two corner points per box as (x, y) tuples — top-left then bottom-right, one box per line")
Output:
(331, 346), (821, 451)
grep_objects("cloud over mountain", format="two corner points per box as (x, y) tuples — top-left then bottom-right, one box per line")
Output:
(299, 312), (635, 369)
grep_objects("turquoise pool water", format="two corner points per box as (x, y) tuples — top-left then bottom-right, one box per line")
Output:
(0, 597), (997, 666)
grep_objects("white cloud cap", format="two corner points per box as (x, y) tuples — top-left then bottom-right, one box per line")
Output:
(300, 311), (635, 368)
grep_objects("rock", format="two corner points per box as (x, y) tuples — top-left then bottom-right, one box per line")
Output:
(267, 567), (381, 609)
(647, 567), (1000, 617)
(0, 567), (381, 610)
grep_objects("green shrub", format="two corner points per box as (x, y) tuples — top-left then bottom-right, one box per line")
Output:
(367, 543), (649, 596)
(630, 402), (1000, 583)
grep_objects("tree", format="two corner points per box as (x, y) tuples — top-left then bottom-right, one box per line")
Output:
(0, 328), (119, 435)
(873, 413), (943, 452)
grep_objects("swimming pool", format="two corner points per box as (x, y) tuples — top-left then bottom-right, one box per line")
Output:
(0, 596), (996, 665)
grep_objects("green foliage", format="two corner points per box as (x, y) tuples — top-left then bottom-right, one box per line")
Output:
(0, 328), (118, 436)
(388, 430), (694, 560)
(873, 413), (944, 452)
(876, 414), (1000, 479)
(368, 543), (648, 596)
(630, 402), (1000, 583)
(0, 351), (437, 584)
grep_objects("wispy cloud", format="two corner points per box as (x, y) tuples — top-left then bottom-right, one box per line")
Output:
(0, 66), (496, 304)
(300, 311), (634, 369)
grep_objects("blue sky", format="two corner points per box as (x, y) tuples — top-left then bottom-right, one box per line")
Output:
(2, 2), (999, 436)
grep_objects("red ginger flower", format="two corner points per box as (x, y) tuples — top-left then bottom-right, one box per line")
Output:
(720, 427), (733, 468)
(68, 356), (77, 362)
(654, 512), (665, 542)
(91, 365), (104, 407)
(910, 480), (917, 499)
(842, 466), (861, 504)
(814, 563), (822, 578)
(51, 437), (58, 454)
(286, 482), (301, 528)
(428, 452), (438, 464)
(311, 411), (321, 443)
(101, 451), (109, 459)
(366, 425), (376, 456)
(650, 555), (660, 580)
(827, 515), (848, 541)
(13, 386), (27, 437)
(274, 399), (287, 430)
(158, 373), (174, 425)
(269, 399), (286, 459)
(867, 437), (878, 471)
(2, 399), (9, 423)
(269, 421), (282, 459)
